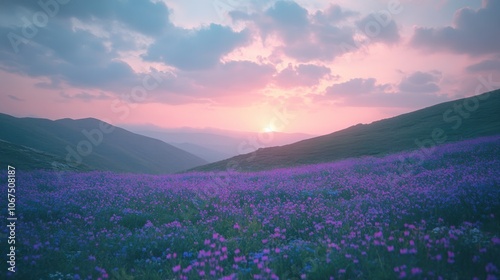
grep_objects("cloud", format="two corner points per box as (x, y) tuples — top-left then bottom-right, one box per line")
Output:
(466, 59), (500, 73)
(231, 1), (402, 62)
(410, 0), (500, 55)
(7, 95), (24, 102)
(266, 1), (309, 26)
(264, 1), (309, 42)
(145, 61), (275, 105)
(231, 1), (357, 62)
(282, 25), (356, 62)
(34, 78), (62, 90)
(313, 4), (358, 24)
(0, 21), (139, 92)
(274, 63), (331, 88)
(0, 0), (256, 104)
(268, 1), (357, 61)
(356, 13), (400, 44)
(398, 71), (441, 93)
(188, 60), (275, 92)
(3, 0), (171, 36)
(143, 24), (250, 70)
(60, 91), (111, 102)
(326, 78), (390, 96)
(320, 76), (448, 108)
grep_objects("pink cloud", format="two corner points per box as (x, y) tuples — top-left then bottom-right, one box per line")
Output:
(411, 0), (500, 55)
(273, 63), (331, 88)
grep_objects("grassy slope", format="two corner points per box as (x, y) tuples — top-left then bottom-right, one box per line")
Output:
(0, 115), (207, 173)
(191, 89), (500, 172)
(0, 139), (92, 172)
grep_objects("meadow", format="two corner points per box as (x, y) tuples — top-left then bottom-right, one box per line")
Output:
(2, 136), (500, 280)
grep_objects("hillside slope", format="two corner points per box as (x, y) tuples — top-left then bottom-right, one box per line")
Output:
(0, 114), (207, 173)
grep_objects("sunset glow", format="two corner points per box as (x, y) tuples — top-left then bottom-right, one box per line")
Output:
(264, 123), (276, 133)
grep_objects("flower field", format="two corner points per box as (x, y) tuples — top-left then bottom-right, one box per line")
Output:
(2, 136), (500, 279)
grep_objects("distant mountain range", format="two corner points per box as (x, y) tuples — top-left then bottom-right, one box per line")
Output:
(121, 125), (314, 163)
(191, 89), (500, 172)
(0, 114), (207, 174)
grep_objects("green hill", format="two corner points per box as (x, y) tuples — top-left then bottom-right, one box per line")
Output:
(0, 114), (207, 173)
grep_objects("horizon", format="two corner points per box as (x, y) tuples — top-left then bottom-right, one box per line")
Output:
(1, 1), (500, 135)
(0, 88), (494, 137)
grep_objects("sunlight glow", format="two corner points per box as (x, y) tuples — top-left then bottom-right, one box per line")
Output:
(263, 123), (275, 133)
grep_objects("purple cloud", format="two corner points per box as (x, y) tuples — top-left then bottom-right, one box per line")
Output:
(274, 64), (331, 88)
(356, 13), (400, 44)
(313, 4), (358, 24)
(7, 95), (24, 102)
(466, 59), (500, 73)
(143, 24), (250, 71)
(59, 92), (111, 102)
(399, 71), (441, 93)
(320, 75), (448, 108)
(326, 78), (390, 96)
(231, 1), (357, 62)
(147, 61), (276, 105)
(410, 0), (500, 55)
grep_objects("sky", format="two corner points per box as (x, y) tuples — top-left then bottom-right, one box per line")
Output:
(0, 0), (499, 135)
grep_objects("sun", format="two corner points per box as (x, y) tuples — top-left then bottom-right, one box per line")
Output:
(263, 123), (276, 133)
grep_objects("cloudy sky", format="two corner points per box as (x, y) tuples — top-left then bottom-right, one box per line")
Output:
(1, 0), (499, 134)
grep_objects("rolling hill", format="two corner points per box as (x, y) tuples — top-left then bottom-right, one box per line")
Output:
(190, 89), (500, 172)
(0, 139), (93, 172)
(0, 114), (207, 173)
